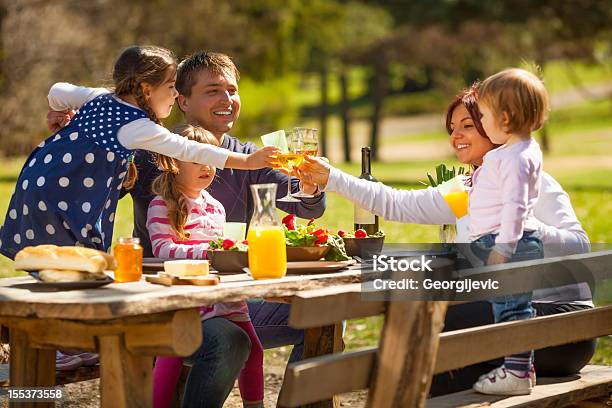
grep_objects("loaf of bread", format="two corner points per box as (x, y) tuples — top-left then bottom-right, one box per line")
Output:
(14, 245), (115, 273)
(38, 269), (108, 282)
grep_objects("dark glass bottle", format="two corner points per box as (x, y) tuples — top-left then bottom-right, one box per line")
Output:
(353, 147), (379, 235)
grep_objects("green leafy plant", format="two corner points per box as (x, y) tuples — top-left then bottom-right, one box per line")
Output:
(424, 164), (466, 187)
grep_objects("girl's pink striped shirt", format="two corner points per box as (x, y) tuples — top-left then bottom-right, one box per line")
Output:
(146, 190), (225, 259)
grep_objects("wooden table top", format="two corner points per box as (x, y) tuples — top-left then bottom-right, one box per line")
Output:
(0, 266), (363, 320)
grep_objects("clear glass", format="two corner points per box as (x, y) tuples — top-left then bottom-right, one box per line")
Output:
(114, 237), (143, 282)
(277, 130), (303, 203)
(292, 127), (319, 198)
(247, 184), (287, 279)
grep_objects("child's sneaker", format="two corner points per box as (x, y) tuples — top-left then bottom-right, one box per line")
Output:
(56, 351), (83, 371)
(477, 365), (536, 387)
(473, 366), (533, 395)
(61, 350), (99, 366)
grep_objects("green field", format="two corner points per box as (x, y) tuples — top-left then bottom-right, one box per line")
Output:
(1, 76), (611, 365)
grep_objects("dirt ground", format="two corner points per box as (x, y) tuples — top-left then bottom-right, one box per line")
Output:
(0, 346), (367, 407)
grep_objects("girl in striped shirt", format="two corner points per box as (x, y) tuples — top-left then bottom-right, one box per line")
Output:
(148, 124), (264, 408)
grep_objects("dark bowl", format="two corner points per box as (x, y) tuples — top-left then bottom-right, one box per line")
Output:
(286, 246), (331, 262)
(343, 236), (385, 257)
(207, 250), (249, 273)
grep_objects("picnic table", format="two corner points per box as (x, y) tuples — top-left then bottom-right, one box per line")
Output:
(0, 265), (362, 408)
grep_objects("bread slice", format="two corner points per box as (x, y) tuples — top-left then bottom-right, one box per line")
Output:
(38, 269), (108, 282)
(14, 245), (114, 273)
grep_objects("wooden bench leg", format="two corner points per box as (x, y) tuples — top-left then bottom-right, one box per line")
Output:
(9, 328), (55, 408)
(297, 322), (345, 408)
(98, 334), (153, 408)
(368, 301), (448, 408)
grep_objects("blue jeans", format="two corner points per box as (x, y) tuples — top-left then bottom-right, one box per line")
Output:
(470, 232), (543, 324)
(182, 300), (304, 407)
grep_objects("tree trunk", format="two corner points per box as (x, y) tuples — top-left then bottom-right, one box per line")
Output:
(319, 64), (329, 158)
(369, 56), (388, 160)
(339, 67), (351, 163)
(0, 3), (7, 92)
(536, 58), (550, 153)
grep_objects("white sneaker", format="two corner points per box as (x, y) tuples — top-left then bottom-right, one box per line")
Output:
(477, 366), (536, 387)
(473, 366), (533, 395)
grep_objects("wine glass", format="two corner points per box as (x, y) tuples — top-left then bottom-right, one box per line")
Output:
(277, 131), (303, 203)
(292, 127), (318, 198)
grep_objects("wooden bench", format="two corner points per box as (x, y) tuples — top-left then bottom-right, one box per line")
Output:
(278, 250), (612, 408)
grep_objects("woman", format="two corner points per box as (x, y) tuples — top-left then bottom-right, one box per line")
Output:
(296, 83), (595, 395)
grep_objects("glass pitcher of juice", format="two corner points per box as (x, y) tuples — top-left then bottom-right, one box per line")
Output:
(247, 184), (287, 279)
(114, 237), (143, 282)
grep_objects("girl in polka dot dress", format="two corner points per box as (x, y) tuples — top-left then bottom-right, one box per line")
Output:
(0, 45), (276, 259)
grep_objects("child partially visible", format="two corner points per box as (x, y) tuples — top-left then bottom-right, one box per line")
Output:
(469, 68), (549, 395)
(148, 124), (264, 408)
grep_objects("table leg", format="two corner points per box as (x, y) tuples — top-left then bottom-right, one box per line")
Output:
(98, 334), (153, 408)
(9, 328), (55, 408)
(298, 322), (344, 408)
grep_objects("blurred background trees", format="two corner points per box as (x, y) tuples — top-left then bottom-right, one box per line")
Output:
(0, 0), (610, 158)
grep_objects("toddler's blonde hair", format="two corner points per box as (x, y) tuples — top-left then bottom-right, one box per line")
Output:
(479, 68), (550, 134)
(151, 124), (219, 240)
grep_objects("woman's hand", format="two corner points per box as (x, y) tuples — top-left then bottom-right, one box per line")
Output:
(47, 109), (75, 132)
(295, 155), (331, 188)
(486, 250), (510, 266)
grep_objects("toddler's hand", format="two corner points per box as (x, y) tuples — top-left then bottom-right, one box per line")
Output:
(296, 155), (331, 188)
(246, 146), (279, 169)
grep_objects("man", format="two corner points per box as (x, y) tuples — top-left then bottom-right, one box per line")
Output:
(130, 51), (323, 407)
(130, 51), (325, 257)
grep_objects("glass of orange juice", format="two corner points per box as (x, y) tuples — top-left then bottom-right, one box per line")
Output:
(443, 191), (469, 218)
(437, 175), (469, 218)
(248, 184), (287, 279)
(113, 237), (143, 282)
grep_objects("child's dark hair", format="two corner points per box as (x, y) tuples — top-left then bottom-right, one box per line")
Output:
(151, 124), (219, 241)
(113, 45), (177, 189)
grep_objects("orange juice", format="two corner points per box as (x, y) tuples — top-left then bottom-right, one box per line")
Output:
(113, 237), (143, 282)
(247, 227), (287, 279)
(443, 191), (469, 218)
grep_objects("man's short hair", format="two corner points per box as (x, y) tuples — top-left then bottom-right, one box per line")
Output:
(176, 51), (241, 97)
(479, 68), (550, 134)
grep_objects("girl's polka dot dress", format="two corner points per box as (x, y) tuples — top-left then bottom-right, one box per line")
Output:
(0, 93), (147, 259)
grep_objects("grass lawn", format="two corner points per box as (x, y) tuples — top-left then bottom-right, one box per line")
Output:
(0, 93), (611, 365)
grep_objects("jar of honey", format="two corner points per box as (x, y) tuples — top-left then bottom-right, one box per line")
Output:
(113, 237), (143, 282)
